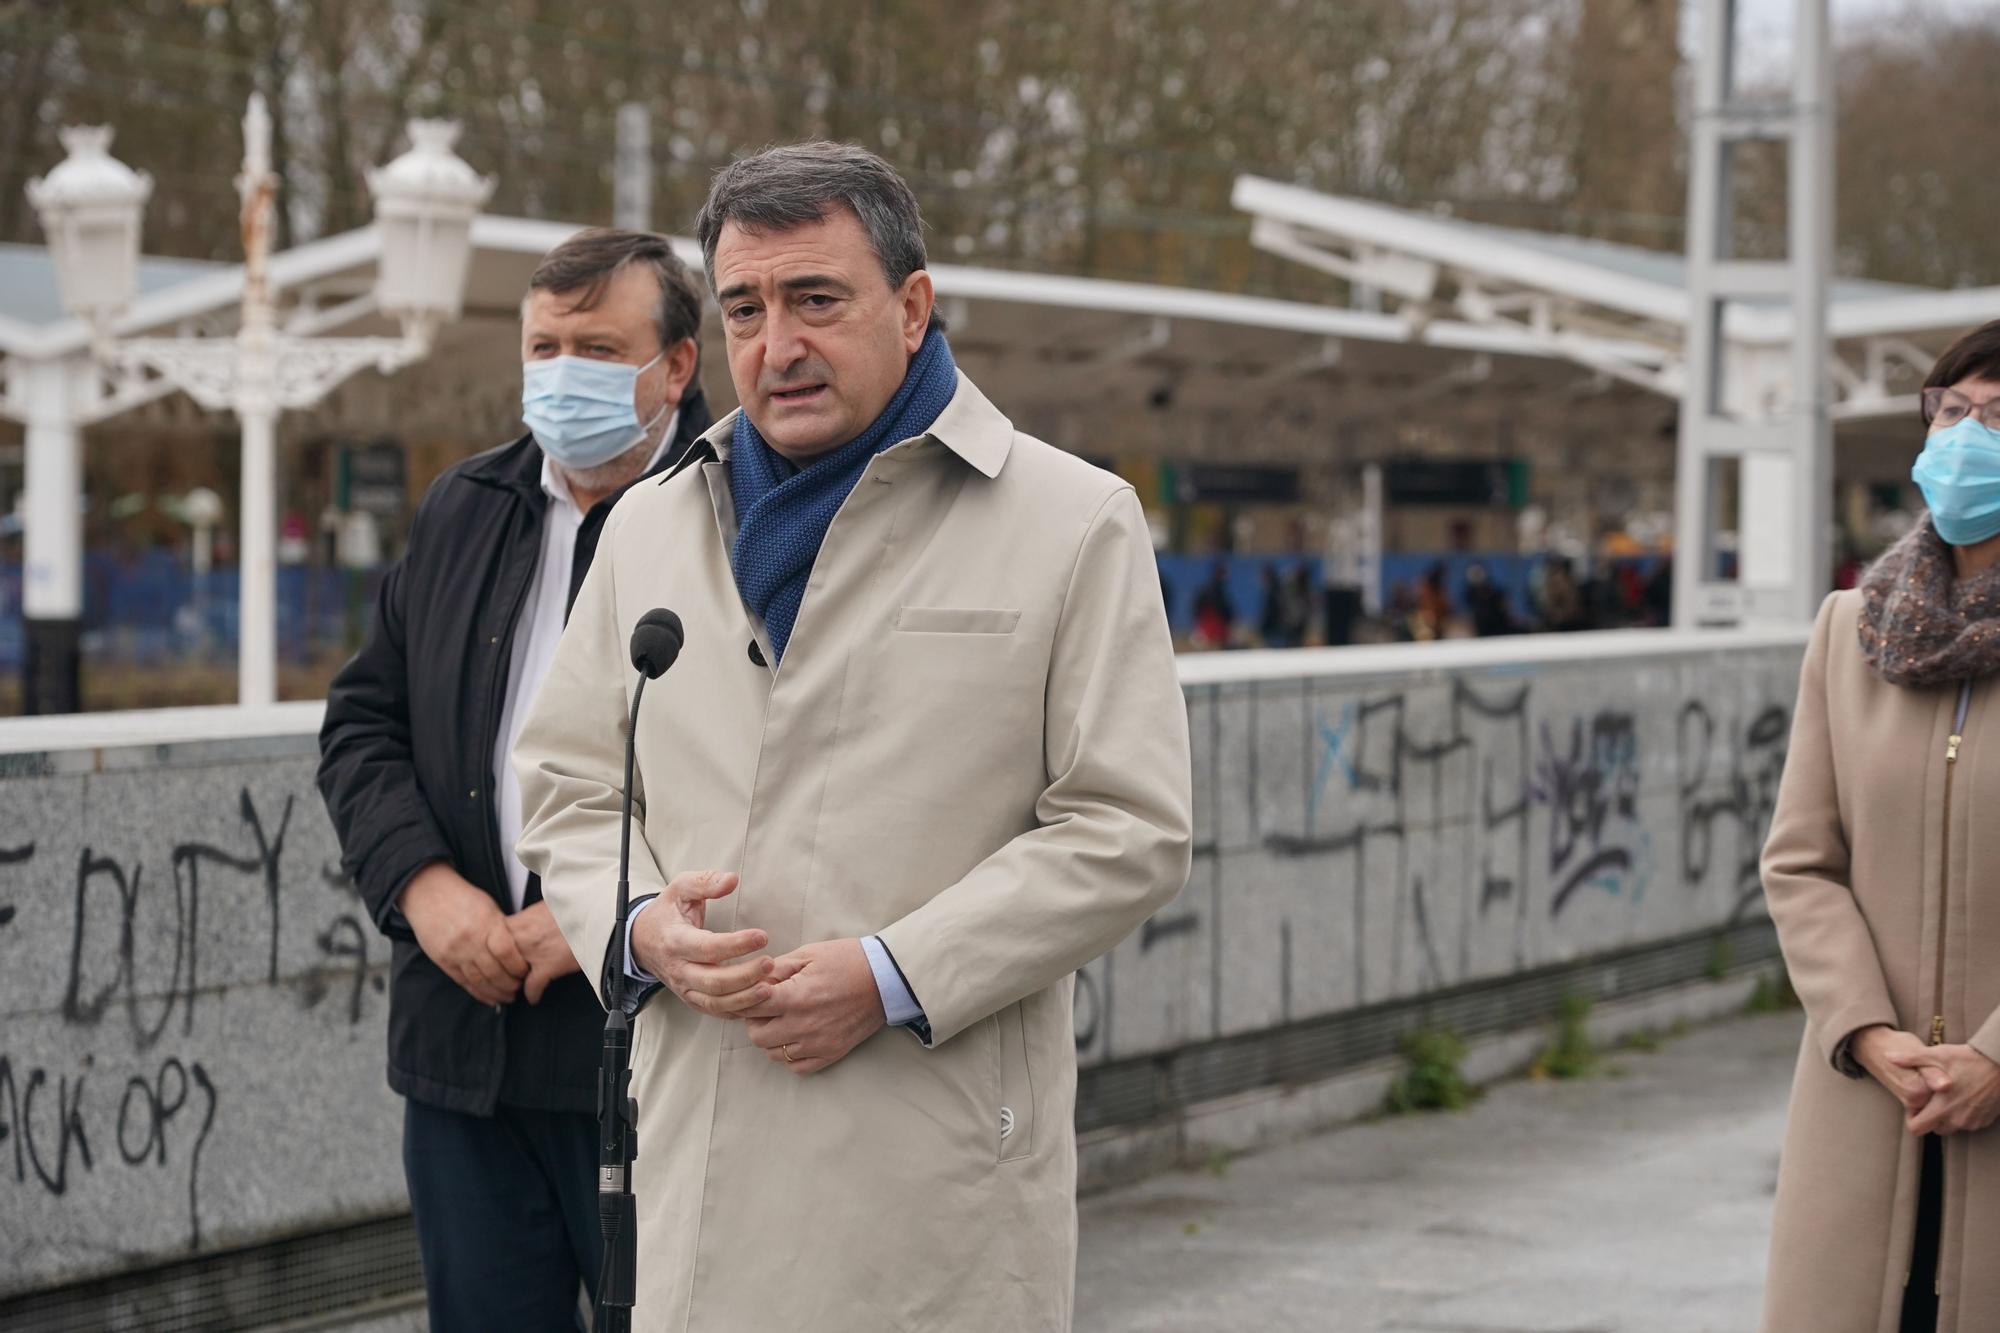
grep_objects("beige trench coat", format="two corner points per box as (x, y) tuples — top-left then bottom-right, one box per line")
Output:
(513, 372), (1193, 1332)
(1762, 590), (2000, 1332)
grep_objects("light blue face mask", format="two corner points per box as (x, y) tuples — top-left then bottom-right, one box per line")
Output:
(1913, 417), (2000, 546)
(521, 351), (668, 469)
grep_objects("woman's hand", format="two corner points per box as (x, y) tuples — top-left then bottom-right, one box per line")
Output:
(1890, 1043), (2000, 1136)
(1851, 1026), (1951, 1114)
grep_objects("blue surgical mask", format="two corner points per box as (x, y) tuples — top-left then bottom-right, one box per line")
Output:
(521, 351), (668, 469)
(1913, 417), (2000, 546)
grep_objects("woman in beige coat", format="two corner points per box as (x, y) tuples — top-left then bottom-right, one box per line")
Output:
(1763, 321), (2000, 1332)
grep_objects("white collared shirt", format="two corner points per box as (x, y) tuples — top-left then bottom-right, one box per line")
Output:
(494, 419), (677, 909)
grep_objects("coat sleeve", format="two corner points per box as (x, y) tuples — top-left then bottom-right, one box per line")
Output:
(1971, 1006), (2000, 1067)
(876, 486), (1194, 1047)
(512, 506), (671, 1011)
(315, 492), (454, 942)
(1760, 592), (1899, 1076)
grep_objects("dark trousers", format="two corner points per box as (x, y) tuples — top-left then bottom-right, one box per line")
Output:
(402, 1098), (602, 1333)
(1901, 1134), (1944, 1333)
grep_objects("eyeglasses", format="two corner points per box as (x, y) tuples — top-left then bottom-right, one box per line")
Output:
(1922, 386), (2000, 433)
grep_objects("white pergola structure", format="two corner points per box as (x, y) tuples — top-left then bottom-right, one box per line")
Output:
(1235, 2), (2000, 632)
(0, 216), (1636, 435)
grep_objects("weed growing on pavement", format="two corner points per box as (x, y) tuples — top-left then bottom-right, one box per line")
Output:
(1745, 968), (1800, 1013)
(1705, 934), (1736, 981)
(1384, 1027), (1478, 1113)
(1532, 992), (1598, 1080)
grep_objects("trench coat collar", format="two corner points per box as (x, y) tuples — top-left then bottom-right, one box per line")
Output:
(923, 372), (1014, 478)
(675, 371), (1015, 481)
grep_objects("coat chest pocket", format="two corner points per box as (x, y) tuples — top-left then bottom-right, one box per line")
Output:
(894, 606), (1022, 635)
(877, 606), (1037, 705)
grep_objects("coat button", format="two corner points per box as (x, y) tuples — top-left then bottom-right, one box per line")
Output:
(468, 787), (479, 799)
(747, 640), (767, 668)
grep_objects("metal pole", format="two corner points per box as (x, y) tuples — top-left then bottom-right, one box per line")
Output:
(614, 104), (651, 232)
(236, 94), (279, 706)
(1359, 462), (1384, 617)
(1788, 0), (1834, 622)
(1672, 0), (1733, 630)
(237, 393), (278, 707)
(20, 357), (85, 712)
(1674, 0), (1831, 629)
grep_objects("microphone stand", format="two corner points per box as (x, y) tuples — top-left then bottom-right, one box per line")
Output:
(596, 675), (646, 1333)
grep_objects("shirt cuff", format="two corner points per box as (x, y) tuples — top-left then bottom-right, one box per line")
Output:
(862, 934), (925, 1027)
(1832, 1022), (1885, 1080)
(625, 900), (659, 984)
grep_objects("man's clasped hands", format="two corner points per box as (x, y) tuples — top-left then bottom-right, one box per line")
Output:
(627, 869), (888, 1076)
(404, 865), (886, 1075)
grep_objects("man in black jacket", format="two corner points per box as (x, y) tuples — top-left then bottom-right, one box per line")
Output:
(317, 228), (711, 1330)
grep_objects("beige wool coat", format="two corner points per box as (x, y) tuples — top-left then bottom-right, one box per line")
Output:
(512, 372), (1194, 1332)
(1762, 590), (2000, 1332)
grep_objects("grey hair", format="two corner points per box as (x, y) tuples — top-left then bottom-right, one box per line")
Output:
(694, 142), (943, 333)
(525, 227), (703, 350)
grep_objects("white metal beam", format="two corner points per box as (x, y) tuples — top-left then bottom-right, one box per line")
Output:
(1673, 0), (1832, 630)
(1235, 174), (1690, 326)
(1254, 336), (1343, 385)
(1246, 217), (1440, 303)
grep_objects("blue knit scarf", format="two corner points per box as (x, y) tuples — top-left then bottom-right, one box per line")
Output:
(730, 327), (958, 663)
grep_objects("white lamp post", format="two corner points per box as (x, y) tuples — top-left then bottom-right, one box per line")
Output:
(26, 94), (492, 706)
(25, 127), (153, 358)
(9, 128), (157, 712)
(369, 119), (492, 338)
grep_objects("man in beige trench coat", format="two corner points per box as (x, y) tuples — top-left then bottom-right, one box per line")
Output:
(513, 142), (1194, 1331)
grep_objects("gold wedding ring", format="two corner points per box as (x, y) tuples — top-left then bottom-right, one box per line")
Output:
(783, 1043), (796, 1063)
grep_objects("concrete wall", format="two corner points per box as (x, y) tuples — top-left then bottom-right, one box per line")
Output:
(1070, 630), (1806, 1069)
(0, 715), (399, 1300)
(0, 628), (1807, 1299)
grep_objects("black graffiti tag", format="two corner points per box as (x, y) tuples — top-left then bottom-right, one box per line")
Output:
(115, 1056), (219, 1250)
(0, 841), (28, 929)
(0, 1055), (94, 1196)
(312, 916), (374, 1025)
(1535, 712), (1644, 916)
(63, 790), (293, 1048)
(1073, 967), (1102, 1053)
(1679, 702), (1789, 919)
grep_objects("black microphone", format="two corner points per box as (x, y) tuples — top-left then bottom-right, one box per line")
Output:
(630, 607), (684, 680)
(598, 606), (683, 1333)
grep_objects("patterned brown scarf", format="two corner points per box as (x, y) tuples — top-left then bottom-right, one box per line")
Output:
(1857, 516), (2000, 686)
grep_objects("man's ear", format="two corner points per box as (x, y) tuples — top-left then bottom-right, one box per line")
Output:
(662, 337), (700, 404)
(899, 270), (935, 352)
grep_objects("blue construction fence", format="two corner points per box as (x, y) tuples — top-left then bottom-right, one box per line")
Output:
(0, 549), (1669, 671)
(0, 551), (384, 671)
(1156, 551), (1666, 640)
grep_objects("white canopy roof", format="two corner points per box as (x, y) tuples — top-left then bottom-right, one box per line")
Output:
(10, 188), (1983, 432)
(1232, 174), (2000, 420)
(0, 212), (1657, 432)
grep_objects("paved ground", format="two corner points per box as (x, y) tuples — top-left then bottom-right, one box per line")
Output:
(328, 1012), (1800, 1331)
(1074, 1010), (1804, 1333)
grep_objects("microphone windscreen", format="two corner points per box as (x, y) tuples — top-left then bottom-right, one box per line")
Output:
(629, 608), (685, 679)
